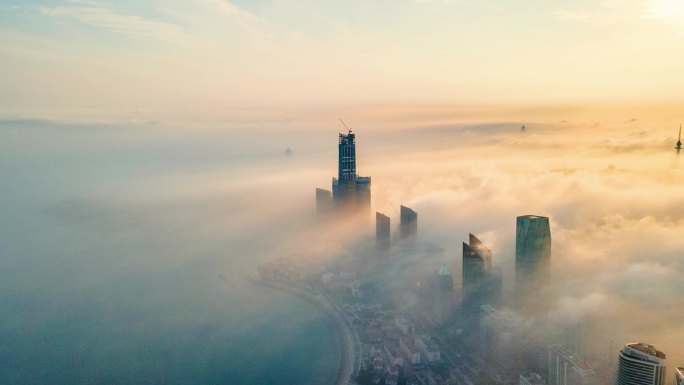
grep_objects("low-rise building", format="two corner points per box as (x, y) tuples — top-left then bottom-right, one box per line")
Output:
(520, 372), (546, 385)
(416, 335), (441, 363)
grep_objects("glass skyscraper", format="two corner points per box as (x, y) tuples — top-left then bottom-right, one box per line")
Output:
(515, 215), (551, 307)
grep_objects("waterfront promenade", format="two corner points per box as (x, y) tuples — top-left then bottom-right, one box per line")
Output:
(245, 277), (356, 385)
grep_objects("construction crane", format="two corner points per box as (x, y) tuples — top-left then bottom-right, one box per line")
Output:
(339, 118), (352, 133)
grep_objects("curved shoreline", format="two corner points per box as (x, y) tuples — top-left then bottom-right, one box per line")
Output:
(245, 277), (355, 385)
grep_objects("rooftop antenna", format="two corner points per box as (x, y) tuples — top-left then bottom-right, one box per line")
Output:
(339, 118), (352, 134)
(677, 124), (682, 152)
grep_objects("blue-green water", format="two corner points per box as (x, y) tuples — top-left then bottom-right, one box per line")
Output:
(0, 122), (340, 384)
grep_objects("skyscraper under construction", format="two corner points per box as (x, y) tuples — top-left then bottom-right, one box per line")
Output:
(331, 130), (371, 214)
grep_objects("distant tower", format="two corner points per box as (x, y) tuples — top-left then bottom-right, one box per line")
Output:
(515, 215), (551, 308)
(316, 188), (333, 218)
(675, 367), (684, 385)
(434, 265), (454, 324)
(331, 126), (371, 214)
(617, 343), (667, 385)
(676, 124), (682, 151)
(399, 205), (417, 241)
(376, 212), (391, 251)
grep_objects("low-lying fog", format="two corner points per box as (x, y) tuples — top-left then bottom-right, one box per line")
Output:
(1, 110), (683, 383)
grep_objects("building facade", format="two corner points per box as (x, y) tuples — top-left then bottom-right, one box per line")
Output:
(376, 212), (391, 251)
(617, 342), (667, 385)
(316, 188), (333, 217)
(548, 345), (598, 385)
(399, 205), (417, 241)
(331, 130), (372, 214)
(515, 215), (551, 308)
(434, 265), (454, 324)
(520, 373), (546, 385)
(675, 367), (684, 385)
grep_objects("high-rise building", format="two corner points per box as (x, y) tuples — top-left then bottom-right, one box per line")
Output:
(617, 342), (667, 385)
(315, 188), (333, 217)
(434, 265), (454, 324)
(462, 235), (501, 311)
(463, 241), (488, 293)
(515, 215), (551, 307)
(675, 367), (684, 385)
(376, 212), (391, 251)
(399, 205), (417, 240)
(469, 233), (492, 270)
(480, 305), (524, 382)
(548, 345), (598, 385)
(331, 130), (371, 213)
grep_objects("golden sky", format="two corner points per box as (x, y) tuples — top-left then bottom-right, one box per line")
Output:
(2, 0), (684, 121)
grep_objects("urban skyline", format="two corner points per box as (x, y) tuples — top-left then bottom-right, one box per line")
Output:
(2, 1), (684, 384)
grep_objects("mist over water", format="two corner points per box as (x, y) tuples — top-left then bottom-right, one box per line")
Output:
(1, 113), (683, 383)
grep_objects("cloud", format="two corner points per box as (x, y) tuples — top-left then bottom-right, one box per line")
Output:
(39, 4), (187, 43)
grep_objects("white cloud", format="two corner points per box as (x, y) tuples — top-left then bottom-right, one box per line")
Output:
(39, 5), (187, 43)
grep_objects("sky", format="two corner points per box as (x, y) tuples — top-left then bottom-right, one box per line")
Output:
(2, 0), (684, 122)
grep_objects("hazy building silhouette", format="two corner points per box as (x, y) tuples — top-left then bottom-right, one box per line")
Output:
(561, 321), (588, 358)
(675, 367), (684, 385)
(617, 343), (667, 385)
(480, 305), (524, 383)
(399, 205), (417, 241)
(520, 373), (545, 385)
(462, 234), (501, 346)
(463, 241), (487, 293)
(376, 212), (390, 251)
(548, 345), (598, 385)
(315, 188), (333, 217)
(331, 130), (371, 214)
(515, 215), (551, 308)
(434, 265), (454, 324)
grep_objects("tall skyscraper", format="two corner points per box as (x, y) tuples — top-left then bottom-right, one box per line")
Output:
(617, 342), (667, 385)
(315, 188), (333, 217)
(462, 234), (502, 349)
(462, 234), (500, 311)
(675, 367), (684, 385)
(470, 233), (492, 270)
(331, 130), (371, 214)
(463, 241), (487, 292)
(376, 212), (390, 251)
(399, 205), (417, 240)
(548, 345), (598, 385)
(515, 215), (551, 307)
(434, 265), (454, 324)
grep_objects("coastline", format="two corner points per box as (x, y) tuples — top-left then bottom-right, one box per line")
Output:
(245, 276), (356, 385)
